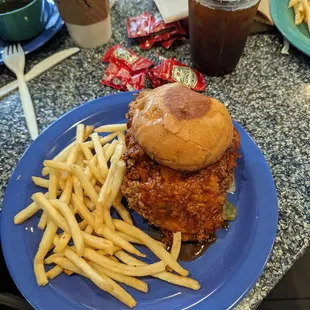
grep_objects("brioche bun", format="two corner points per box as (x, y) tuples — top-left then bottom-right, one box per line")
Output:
(131, 83), (233, 171)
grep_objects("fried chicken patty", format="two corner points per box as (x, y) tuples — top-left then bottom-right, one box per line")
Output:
(121, 101), (241, 242)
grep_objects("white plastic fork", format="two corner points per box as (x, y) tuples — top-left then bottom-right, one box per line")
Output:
(3, 43), (38, 140)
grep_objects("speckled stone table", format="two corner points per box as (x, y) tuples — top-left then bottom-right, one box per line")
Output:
(0, 0), (309, 309)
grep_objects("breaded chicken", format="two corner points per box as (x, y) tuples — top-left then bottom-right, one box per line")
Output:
(121, 101), (241, 242)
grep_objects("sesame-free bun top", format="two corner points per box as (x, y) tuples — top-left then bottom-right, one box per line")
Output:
(131, 83), (233, 171)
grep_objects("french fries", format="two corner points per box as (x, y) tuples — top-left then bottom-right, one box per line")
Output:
(113, 219), (188, 276)
(290, 0), (310, 33)
(13, 122), (200, 308)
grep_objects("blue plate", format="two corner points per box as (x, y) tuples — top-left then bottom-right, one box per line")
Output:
(1, 92), (278, 310)
(0, 0), (63, 65)
(270, 0), (310, 57)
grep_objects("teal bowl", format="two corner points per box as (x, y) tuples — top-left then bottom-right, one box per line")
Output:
(0, 0), (44, 41)
(270, 0), (310, 57)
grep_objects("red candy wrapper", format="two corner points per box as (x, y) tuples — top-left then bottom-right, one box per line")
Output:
(139, 22), (187, 50)
(102, 44), (153, 72)
(161, 36), (187, 49)
(127, 12), (176, 38)
(148, 59), (206, 91)
(101, 62), (146, 91)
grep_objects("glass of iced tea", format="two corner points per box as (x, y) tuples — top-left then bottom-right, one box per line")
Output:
(189, 0), (260, 76)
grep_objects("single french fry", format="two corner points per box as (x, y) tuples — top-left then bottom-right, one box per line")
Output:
(97, 224), (145, 257)
(76, 152), (85, 167)
(72, 194), (95, 227)
(80, 143), (93, 161)
(81, 231), (114, 254)
(50, 200), (84, 257)
(34, 221), (58, 286)
(46, 265), (63, 280)
(113, 201), (133, 225)
(95, 124), (127, 133)
(66, 145), (79, 165)
(91, 133), (108, 179)
(84, 125), (94, 140)
(113, 220), (188, 276)
(14, 192), (50, 224)
(83, 197), (95, 211)
(52, 256), (84, 276)
(89, 262), (148, 293)
(53, 232), (71, 253)
(33, 193), (69, 233)
(32, 176), (49, 188)
(115, 250), (200, 291)
(45, 253), (65, 265)
(76, 124), (85, 144)
(84, 224), (94, 234)
(42, 142), (75, 176)
(60, 176), (73, 205)
(73, 175), (84, 202)
(64, 269), (74, 276)
(43, 160), (72, 172)
(48, 169), (58, 199)
(116, 231), (166, 249)
(84, 248), (165, 276)
(104, 139), (118, 162)
(61, 145), (79, 179)
(117, 131), (125, 145)
(82, 132), (118, 150)
(98, 245), (121, 256)
(37, 212), (48, 230)
(98, 160), (125, 211)
(58, 178), (66, 191)
(71, 165), (98, 206)
(167, 232), (182, 272)
(171, 232), (182, 261)
(79, 219), (88, 230)
(89, 162), (105, 185)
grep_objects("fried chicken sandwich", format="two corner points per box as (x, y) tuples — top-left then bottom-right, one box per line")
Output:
(122, 83), (240, 242)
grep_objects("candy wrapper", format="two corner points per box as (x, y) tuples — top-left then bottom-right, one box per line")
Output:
(127, 12), (176, 38)
(139, 22), (187, 50)
(102, 44), (153, 72)
(101, 62), (146, 91)
(148, 59), (206, 91)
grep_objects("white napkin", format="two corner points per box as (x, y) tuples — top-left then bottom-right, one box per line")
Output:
(153, 0), (188, 23)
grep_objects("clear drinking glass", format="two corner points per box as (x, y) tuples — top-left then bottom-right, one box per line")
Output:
(189, 0), (260, 76)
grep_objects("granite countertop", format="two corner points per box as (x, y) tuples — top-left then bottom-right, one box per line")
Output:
(0, 0), (309, 309)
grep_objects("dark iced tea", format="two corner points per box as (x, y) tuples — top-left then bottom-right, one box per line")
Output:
(189, 0), (260, 76)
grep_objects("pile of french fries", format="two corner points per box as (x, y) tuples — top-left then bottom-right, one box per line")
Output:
(289, 0), (310, 33)
(14, 123), (200, 308)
